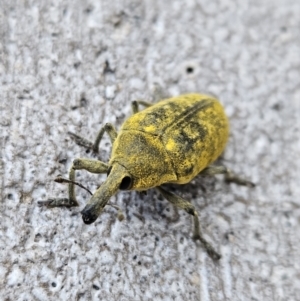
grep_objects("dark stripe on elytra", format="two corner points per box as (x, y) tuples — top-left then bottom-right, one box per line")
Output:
(183, 165), (194, 176)
(174, 129), (198, 152)
(163, 104), (209, 152)
(139, 106), (170, 127)
(161, 99), (213, 134)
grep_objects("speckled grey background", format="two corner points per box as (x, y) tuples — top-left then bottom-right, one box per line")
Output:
(1, 0), (300, 300)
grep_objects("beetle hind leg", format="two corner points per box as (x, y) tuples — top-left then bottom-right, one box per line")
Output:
(156, 186), (221, 260)
(200, 165), (255, 187)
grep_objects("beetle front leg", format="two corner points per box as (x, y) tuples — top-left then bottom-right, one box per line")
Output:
(156, 186), (221, 260)
(68, 123), (118, 153)
(38, 159), (109, 208)
(38, 166), (79, 208)
(200, 165), (255, 187)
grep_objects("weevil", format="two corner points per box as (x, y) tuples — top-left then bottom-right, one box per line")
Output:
(39, 93), (254, 260)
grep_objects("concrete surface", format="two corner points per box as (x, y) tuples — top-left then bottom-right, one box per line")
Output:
(1, 0), (300, 300)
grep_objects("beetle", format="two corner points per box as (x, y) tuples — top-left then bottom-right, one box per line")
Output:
(39, 93), (254, 260)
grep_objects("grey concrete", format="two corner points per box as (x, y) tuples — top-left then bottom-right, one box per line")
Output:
(1, 0), (300, 300)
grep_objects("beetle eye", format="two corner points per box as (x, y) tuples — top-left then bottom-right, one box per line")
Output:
(119, 176), (133, 190)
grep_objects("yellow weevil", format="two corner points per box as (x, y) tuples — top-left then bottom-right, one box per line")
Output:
(39, 93), (254, 260)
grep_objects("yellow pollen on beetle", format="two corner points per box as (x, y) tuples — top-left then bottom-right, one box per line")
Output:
(144, 125), (156, 133)
(166, 138), (176, 151)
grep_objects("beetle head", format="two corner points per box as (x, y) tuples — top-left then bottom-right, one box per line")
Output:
(109, 131), (177, 190)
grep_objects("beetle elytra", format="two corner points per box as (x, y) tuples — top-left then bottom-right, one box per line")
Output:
(39, 93), (254, 260)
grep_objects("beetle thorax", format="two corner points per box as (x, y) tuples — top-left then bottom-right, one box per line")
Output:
(109, 130), (177, 190)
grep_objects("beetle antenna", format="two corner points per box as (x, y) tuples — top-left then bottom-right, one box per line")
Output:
(54, 176), (93, 195)
(54, 176), (124, 221)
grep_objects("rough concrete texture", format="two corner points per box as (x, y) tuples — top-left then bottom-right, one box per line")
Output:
(1, 0), (300, 300)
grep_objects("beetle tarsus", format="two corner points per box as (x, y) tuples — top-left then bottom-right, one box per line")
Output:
(225, 172), (256, 187)
(192, 234), (221, 260)
(38, 198), (78, 207)
(68, 131), (94, 150)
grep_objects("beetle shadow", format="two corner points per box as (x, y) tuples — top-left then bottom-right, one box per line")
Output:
(163, 174), (219, 208)
(120, 172), (222, 230)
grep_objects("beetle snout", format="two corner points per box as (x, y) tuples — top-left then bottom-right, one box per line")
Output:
(81, 204), (99, 224)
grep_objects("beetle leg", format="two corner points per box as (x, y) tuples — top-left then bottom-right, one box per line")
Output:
(224, 169), (255, 187)
(200, 165), (255, 187)
(156, 186), (221, 260)
(38, 165), (79, 208)
(71, 158), (109, 174)
(68, 123), (117, 153)
(38, 158), (109, 208)
(131, 100), (153, 114)
(131, 86), (169, 114)
(92, 123), (117, 153)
